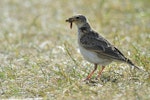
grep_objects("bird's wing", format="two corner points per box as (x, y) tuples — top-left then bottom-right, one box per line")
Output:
(80, 30), (126, 61)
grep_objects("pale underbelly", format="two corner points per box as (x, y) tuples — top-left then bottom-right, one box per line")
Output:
(79, 45), (112, 66)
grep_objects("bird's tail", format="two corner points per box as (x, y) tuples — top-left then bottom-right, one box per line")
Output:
(125, 58), (140, 70)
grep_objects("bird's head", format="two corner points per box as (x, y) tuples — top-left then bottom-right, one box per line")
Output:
(66, 15), (87, 29)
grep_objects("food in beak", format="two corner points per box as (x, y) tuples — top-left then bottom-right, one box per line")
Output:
(66, 18), (73, 29)
(70, 22), (72, 29)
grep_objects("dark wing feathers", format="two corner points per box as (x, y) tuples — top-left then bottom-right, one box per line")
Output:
(80, 30), (126, 61)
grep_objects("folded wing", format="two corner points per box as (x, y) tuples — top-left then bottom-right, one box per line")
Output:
(80, 30), (127, 62)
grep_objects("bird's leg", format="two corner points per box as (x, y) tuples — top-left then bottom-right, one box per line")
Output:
(85, 64), (97, 80)
(96, 66), (105, 80)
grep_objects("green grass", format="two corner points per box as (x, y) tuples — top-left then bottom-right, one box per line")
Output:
(0, 0), (150, 99)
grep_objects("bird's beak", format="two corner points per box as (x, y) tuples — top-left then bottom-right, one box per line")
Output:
(66, 17), (75, 23)
(66, 17), (75, 29)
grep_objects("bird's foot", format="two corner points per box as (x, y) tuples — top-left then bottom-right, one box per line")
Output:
(83, 78), (99, 84)
(95, 77), (100, 81)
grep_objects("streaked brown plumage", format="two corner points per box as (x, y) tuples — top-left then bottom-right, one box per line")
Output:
(66, 14), (140, 80)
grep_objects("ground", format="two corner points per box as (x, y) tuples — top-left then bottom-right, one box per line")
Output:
(0, 0), (150, 99)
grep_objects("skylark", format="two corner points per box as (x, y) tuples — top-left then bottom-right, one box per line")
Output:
(66, 14), (140, 80)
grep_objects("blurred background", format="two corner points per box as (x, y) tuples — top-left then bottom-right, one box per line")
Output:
(0, 0), (149, 99)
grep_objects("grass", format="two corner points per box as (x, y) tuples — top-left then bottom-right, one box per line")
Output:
(0, 0), (150, 99)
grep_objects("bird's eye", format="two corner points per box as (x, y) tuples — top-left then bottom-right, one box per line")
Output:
(76, 17), (79, 19)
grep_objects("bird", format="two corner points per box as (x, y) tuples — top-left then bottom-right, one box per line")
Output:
(66, 14), (140, 80)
